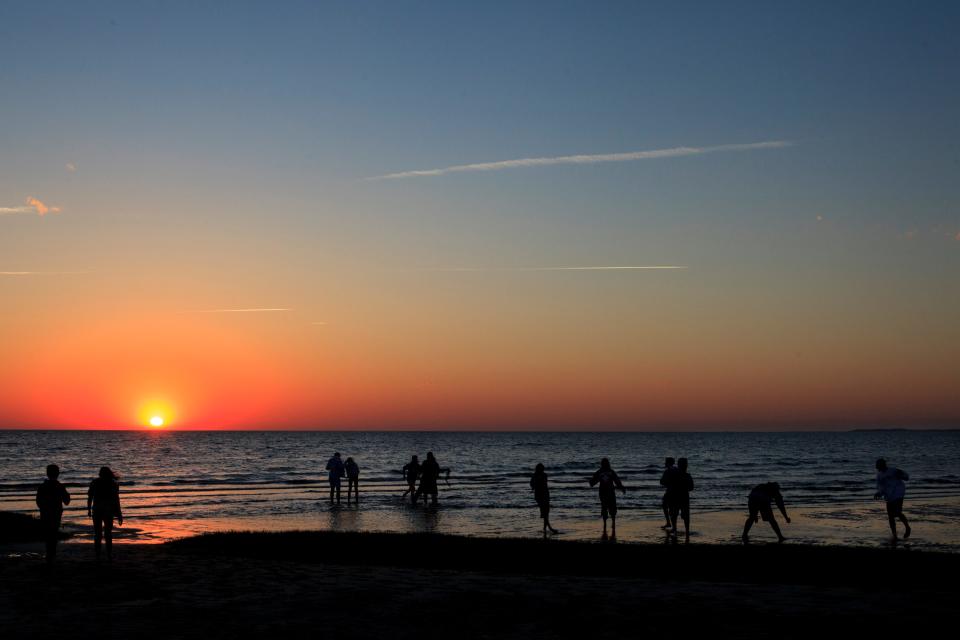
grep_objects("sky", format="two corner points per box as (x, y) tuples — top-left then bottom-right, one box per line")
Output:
(1, 1), (958, 430)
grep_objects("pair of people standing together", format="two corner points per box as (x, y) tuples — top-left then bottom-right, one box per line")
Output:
(325, 452), (360, 504)
(35, 464), (123, 562)
(402, 452), (450, 505)
(660, 457), (695, 541)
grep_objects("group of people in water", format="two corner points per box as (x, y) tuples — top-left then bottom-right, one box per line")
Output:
(33, 455), (913, 561)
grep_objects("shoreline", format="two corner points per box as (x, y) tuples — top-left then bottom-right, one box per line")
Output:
(5, 495), (957, 551)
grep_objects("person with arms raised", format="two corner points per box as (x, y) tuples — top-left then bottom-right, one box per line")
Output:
(589, 458), (626, 541)
(874, 458), (911, 541)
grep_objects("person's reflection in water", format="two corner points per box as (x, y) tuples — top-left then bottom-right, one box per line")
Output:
(36, 464), (70, 563)
(327, 502), (360, 532)
(87, 466), (123, 561)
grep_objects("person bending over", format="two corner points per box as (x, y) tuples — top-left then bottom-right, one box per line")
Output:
(742, 481), (790, 543)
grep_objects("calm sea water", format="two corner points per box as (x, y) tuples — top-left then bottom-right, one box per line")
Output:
(1, 430), (958, 544)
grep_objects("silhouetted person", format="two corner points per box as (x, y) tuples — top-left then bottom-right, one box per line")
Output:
(326, 452), (345, 504)
(875, 458), (911, 540)
(36, 464), (70, 562)
(414, 452), (450, 505)
(742, 481), (790, 543)
(666, 457), (694, 541)
(402, 455), (421, 502)
(659, 457), (677, 529)
(87, 466), (122, 560)
(589, 458), (626, 540)
(345, 457), (360, 504)
(530, 463), (558, 536)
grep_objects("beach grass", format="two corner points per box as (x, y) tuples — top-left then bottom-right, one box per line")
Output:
(2, 528), (956, 639)
(167, 529), (955, 588)
(0, 511), (71, 544)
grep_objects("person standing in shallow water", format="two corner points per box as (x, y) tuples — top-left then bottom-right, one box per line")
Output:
(659, 457), (677, 530)
(530, 463), (558, 536)
(875, 458), (911, 541)
(589, 458), (626, 540)
(87, 466), (122, 560)
(36, 464), (70, 562)
(402, 455), (420, 502)
(666, 457), (694, 542)
(345, 457), (360, 504)
(326, 452), (346, 504)
(742, 481), (790, 543)
(414, 452), (450, 505)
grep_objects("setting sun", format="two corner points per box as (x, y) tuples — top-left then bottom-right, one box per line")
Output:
(149, 416), (165, 428)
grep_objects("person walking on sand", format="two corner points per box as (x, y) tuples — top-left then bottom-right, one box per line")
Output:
(530, 463), (558, 536)
(414, 452), (450, 505)
(660, 457), (677, 530)
(36, 464), (70, 563)
(345, 456), (360, 504)
(874, 458), (911, 541)
(402, 455), (421, 502)
(742, 481), (790, 543)
(87, 466), (122, 560)
(666, 457), (694, 542)
(589, 458), (626, 541)
(326, 452), (346, 504)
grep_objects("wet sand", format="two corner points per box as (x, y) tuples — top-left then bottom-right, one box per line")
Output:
(1, 531), (956, 639)
(28, 496), (960, 553)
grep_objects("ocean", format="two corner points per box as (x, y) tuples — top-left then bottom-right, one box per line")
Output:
(2, 430), (958, 548)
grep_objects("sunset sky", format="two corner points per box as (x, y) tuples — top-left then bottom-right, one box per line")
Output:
(1, 1), (958, 430)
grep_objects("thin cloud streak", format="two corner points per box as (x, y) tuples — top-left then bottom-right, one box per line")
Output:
(1, 271), (91, 276)
(0, 197), (62, 216)
(367, 140), (791, 180)
(181, 308), (292, 314)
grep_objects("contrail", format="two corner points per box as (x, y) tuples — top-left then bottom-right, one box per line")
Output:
(366, 140), (791, 180)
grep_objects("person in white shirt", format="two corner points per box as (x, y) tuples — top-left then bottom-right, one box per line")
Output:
(874, 458), (911, 540)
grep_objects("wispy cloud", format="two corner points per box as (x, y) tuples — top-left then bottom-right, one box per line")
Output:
(66, 162), (77, 173)
(0, 270), (91, 276)
(416, 265), (687, 272)
(366, 140), (791, 180)
(181, 308), (292, 313)
(0, 197), (62, 216)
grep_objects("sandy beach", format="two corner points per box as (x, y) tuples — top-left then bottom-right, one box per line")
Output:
(2, 530), (956, 639)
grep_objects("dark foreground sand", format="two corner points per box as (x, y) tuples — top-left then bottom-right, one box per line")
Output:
(2, 531), (955, 639)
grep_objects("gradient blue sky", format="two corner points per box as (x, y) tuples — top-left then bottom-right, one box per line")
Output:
(1, 1), (958, 429)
